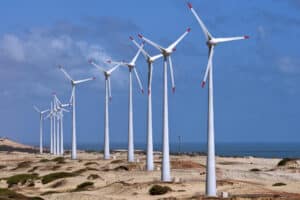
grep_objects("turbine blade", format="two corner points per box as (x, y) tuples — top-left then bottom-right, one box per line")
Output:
(133, 67), (144, 94)
(202, 46), (214, 88)
(41, 109), (50, 114)
(138, 34), (165, 52)
(187, 2), (213, 40)
(88, 60), (106, 72)
(107, 64), (121, 74)
(167, 28), (191, 52)
(130, 43), (144, 64)
(151, 54), (163, 62)
(58, 65), (73, 81)
(107, 59), (124, 66)
(130, 36), (150, 59)
(168, 56), (176, 93)
(33, 106), (40, 113)
(74, 77), (96, 84)
(213, 36), (250, 44)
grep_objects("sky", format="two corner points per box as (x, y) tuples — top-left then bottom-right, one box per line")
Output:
(0, 0), (300, 148)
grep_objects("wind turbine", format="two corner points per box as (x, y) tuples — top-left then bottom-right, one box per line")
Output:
(107, 45), (144, 163)
(138, 28), (191, 182)
(54, 94), (70, 155)
(129, 36), (162, 171)
(59, 65), (96, 159)
(187, 2), (249, 196)
(88, 60), (121, 160)
(33, 106), (49, 154)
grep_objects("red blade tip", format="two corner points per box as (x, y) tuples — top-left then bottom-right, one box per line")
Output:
(172, 87), (176, 93)
(109, 97), (112, 102)
(187, 2), (193, 9)
(148, 89), (151, 95)
(129, 36), (134, 40)
(172, 48), (177, 52)
(92, 76), (96, 80)
(138, 34), (143, 39)
(187, 27), (191, 32)
(141, 89), (144, 94)
(201, 81), (206, 88)
(88, 59), (93, 64)
(244, 35), (250, 39)
(107, 60), (112, 64)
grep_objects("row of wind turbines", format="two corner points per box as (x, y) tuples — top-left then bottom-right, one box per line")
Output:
(33, 2), (249, 197)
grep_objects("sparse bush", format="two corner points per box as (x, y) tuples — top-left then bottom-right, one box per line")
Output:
(84, 162), (99, 166)
(250, 168), (261, 172)
(149, 185), (172, 195)
(12, 161), (32, 170)
(272, 182), (287, 187)
(277, 158), (297, 166)
(39, 159), (50, 163)
(41, 172), (76, 184)
(6, 173), (39, 187)
(73, 181), (94, 192)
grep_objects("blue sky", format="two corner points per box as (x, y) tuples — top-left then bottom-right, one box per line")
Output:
(0, 0), (300, 147)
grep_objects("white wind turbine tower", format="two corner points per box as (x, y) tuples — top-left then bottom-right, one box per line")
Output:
(59, 65), (96, 159)
(107, 46), (144, 163)
(46, 100), (56, 155)
(187, 2), (249, 196)
(33, 106), (49, 154)
(88, 60), (121, 160)
(129, 36), (162, 171)
(138, 28), (191, 182)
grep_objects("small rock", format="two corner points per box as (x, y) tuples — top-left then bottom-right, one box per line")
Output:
(221, 191), (229, 198)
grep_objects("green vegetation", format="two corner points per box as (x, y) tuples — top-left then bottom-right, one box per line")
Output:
(149, 185), (172, 195)
(6, 173), (39, 187)
(272, 182), (287, 187)
(41, 172), (76, 184)
(277, 158), (297, 166)
(73, 182), (94, 192)
(0, 188), (44, 200)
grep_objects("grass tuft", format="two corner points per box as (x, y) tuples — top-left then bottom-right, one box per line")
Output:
(41, 172), (76, 184)
(6, 173), (39, 187)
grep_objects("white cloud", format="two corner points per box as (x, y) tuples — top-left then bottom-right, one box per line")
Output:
(1, 34), (25, 62)
(0, 29), (128, 98)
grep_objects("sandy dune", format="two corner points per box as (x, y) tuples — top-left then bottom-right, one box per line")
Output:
(0, 149), (300, 200)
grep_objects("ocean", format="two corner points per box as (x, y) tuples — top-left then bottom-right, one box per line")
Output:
(67, 142), (300, 159)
